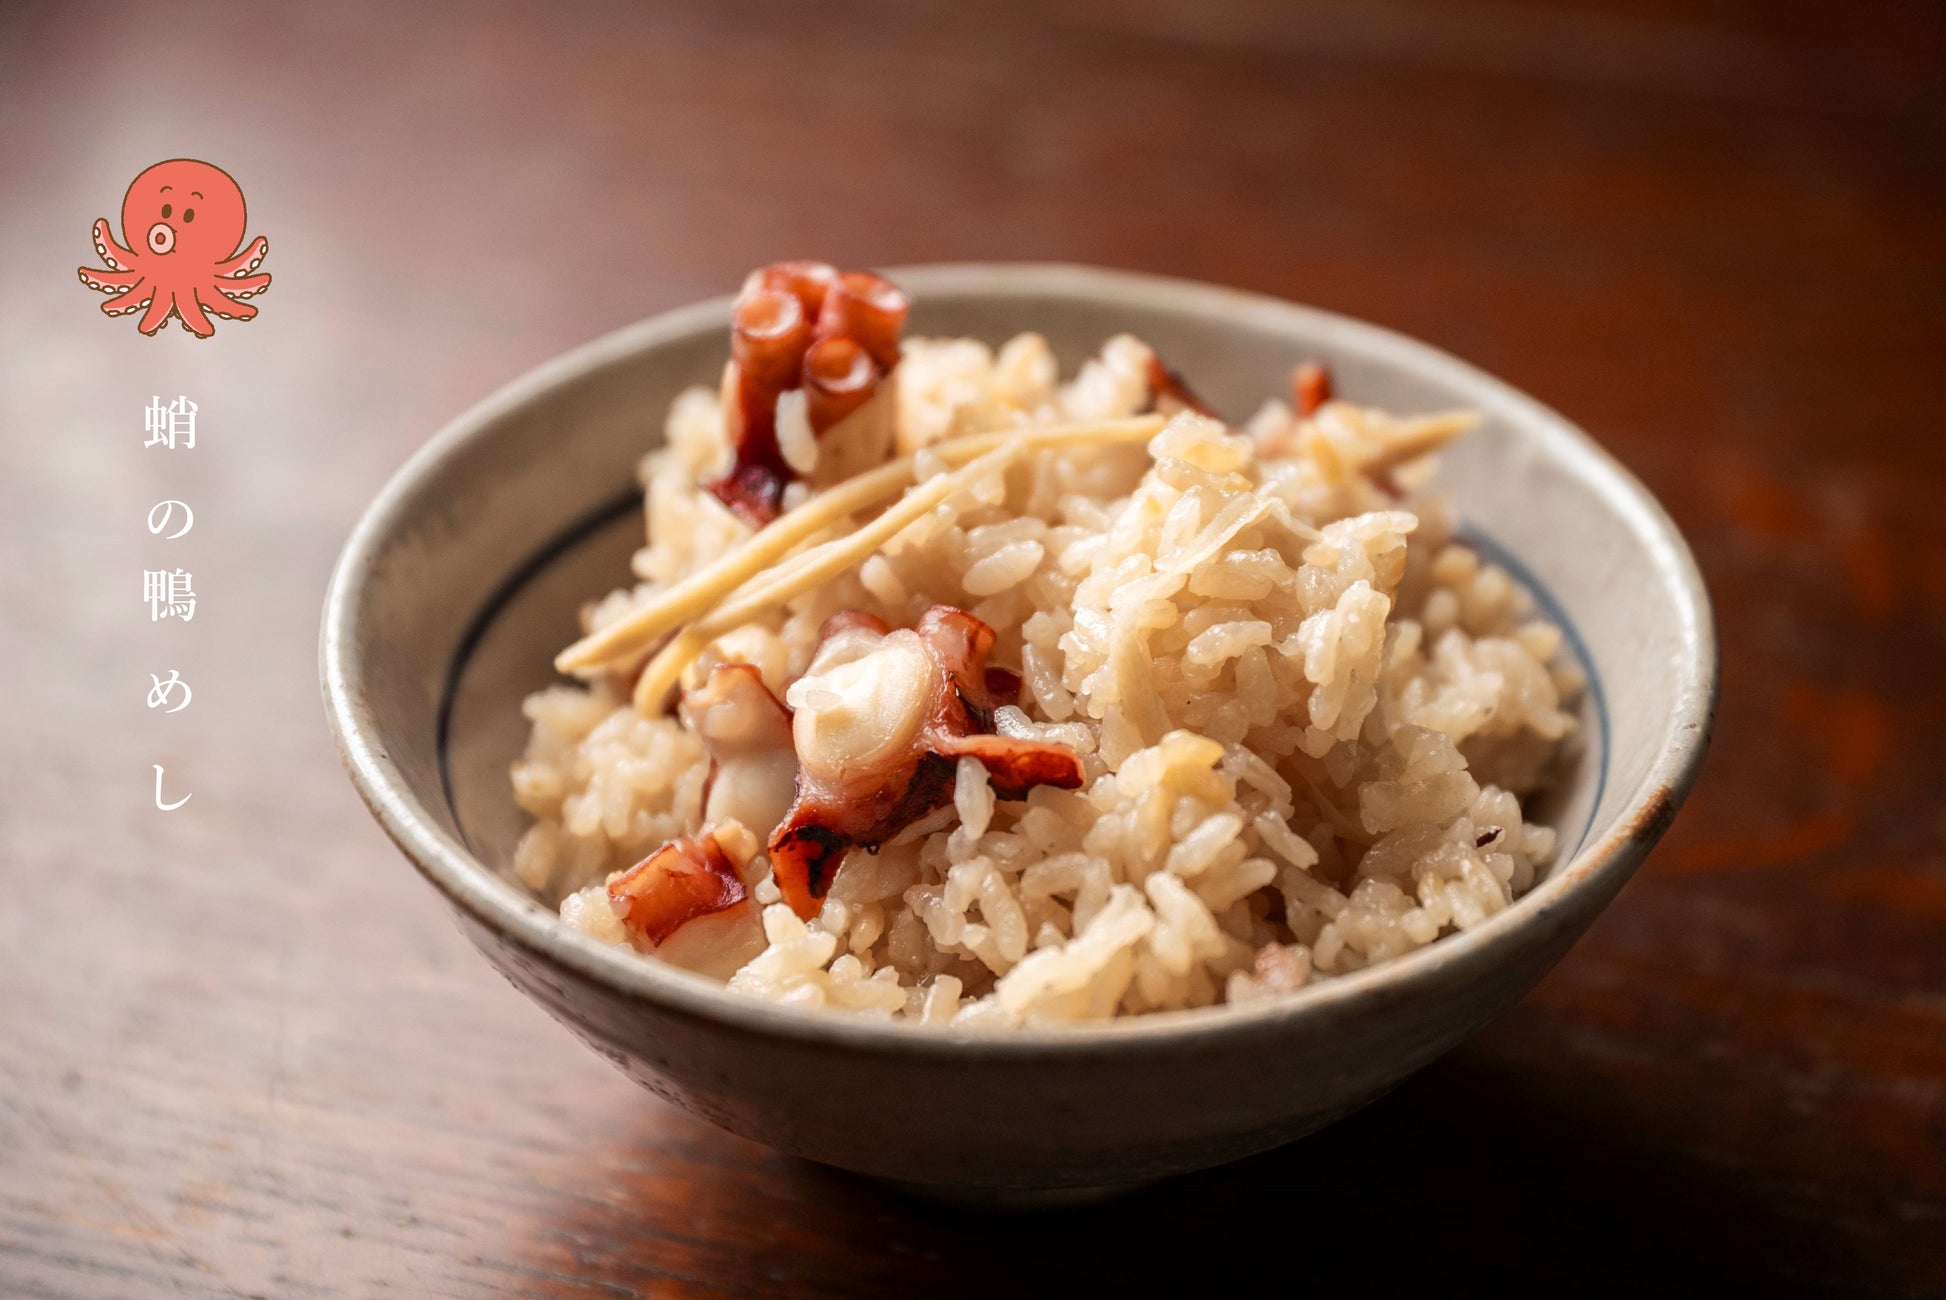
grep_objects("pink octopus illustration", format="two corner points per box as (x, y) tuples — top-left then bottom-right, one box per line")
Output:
(77, 159), (270, 338)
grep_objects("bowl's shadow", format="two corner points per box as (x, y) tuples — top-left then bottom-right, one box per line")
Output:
(517, 1039), (1861, 1298)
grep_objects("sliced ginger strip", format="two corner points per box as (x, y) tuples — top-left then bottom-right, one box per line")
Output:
(631, 628), (710, 716)
(560, 459), (920, 674)
(1359, 409), (1480, 476)
(632, 442), (1023, 713)
(558, 413), (1165, 676)
(701, 443), (1018, 638)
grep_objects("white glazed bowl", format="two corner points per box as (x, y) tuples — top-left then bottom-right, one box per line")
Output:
(321, 265), (1714, 1197)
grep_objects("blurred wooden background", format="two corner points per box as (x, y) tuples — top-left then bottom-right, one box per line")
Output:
(2, 0), (1942, 1294)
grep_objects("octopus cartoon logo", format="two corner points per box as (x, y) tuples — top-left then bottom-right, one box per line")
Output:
(77, 159), (270, 338)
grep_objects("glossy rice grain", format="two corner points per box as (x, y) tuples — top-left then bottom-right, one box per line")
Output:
(510, 329), (1580, 1025)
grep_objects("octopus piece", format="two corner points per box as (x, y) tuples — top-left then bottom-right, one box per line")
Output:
(708, 262), (911, 524)
(802, 335), (899, 486)
(801, 336), (878, 439)
(713, 287), (814, 521)
(743, 258), (839, 317)
(606, 821), (767, 979)
(607, 822), (757, 944)
(812, 271), (908, 372)
(686, 663), (798, 842)
(1291, 361), (1334, 417)
(76, 159), (271, 339)
(768, 606), (1085, 920)
(1144, 350), (1220, 419)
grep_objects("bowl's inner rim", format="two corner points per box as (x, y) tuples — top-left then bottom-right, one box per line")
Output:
(324, 262), (1714, 1053)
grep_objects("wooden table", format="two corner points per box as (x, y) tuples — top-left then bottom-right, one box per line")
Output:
(4, 1), (1942, 1294)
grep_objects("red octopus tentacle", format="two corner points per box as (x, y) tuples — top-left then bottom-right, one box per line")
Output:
(98, 277), (153, 318)
(931, 732), (1085, 800)
(767, 606), (1083, 919)
(176, 289), (216, 338)
(91, 219), (139, 272)
(137, 290), (176, 336)
(916, 606), (1005, 713)
(731, 287), (812, 391)
(814, 271), (908, 372)
(1144, 352), (1220, 419)
(1291, 361), (1333, 417)
(765, 821), (859, 920)
(708, 263), (912, 523)
(216, 272), (271, 300)
(214, 235), (268, 278)
(687, 662), (796, 839)
(744, 260), (838, 319)
(607, 833), (749, 944)
(78, 265), (143, 295)
(196, 283), (255, 324)
(802, 336), (879, 435)
(709, 287), (815, 523)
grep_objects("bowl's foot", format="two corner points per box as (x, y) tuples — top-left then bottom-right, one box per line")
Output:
(863, 1174), (1158, 1210)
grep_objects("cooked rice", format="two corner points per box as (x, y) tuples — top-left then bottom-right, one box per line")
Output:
(509, 330), (1579, 1025)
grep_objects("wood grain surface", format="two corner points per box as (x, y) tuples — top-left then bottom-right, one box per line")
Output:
(3, 1), (1942, 1295)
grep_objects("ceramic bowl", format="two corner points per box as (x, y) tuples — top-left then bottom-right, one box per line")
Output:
(321, 264), (1714, 1198)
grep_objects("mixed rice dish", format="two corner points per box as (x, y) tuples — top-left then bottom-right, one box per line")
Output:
(509, 262), (1581, 1025)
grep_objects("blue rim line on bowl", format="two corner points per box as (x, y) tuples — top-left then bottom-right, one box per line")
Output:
(323, 262), (1715, 1056)
(1461, 524), (1611, 859)
(433, 485), (640, 857)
